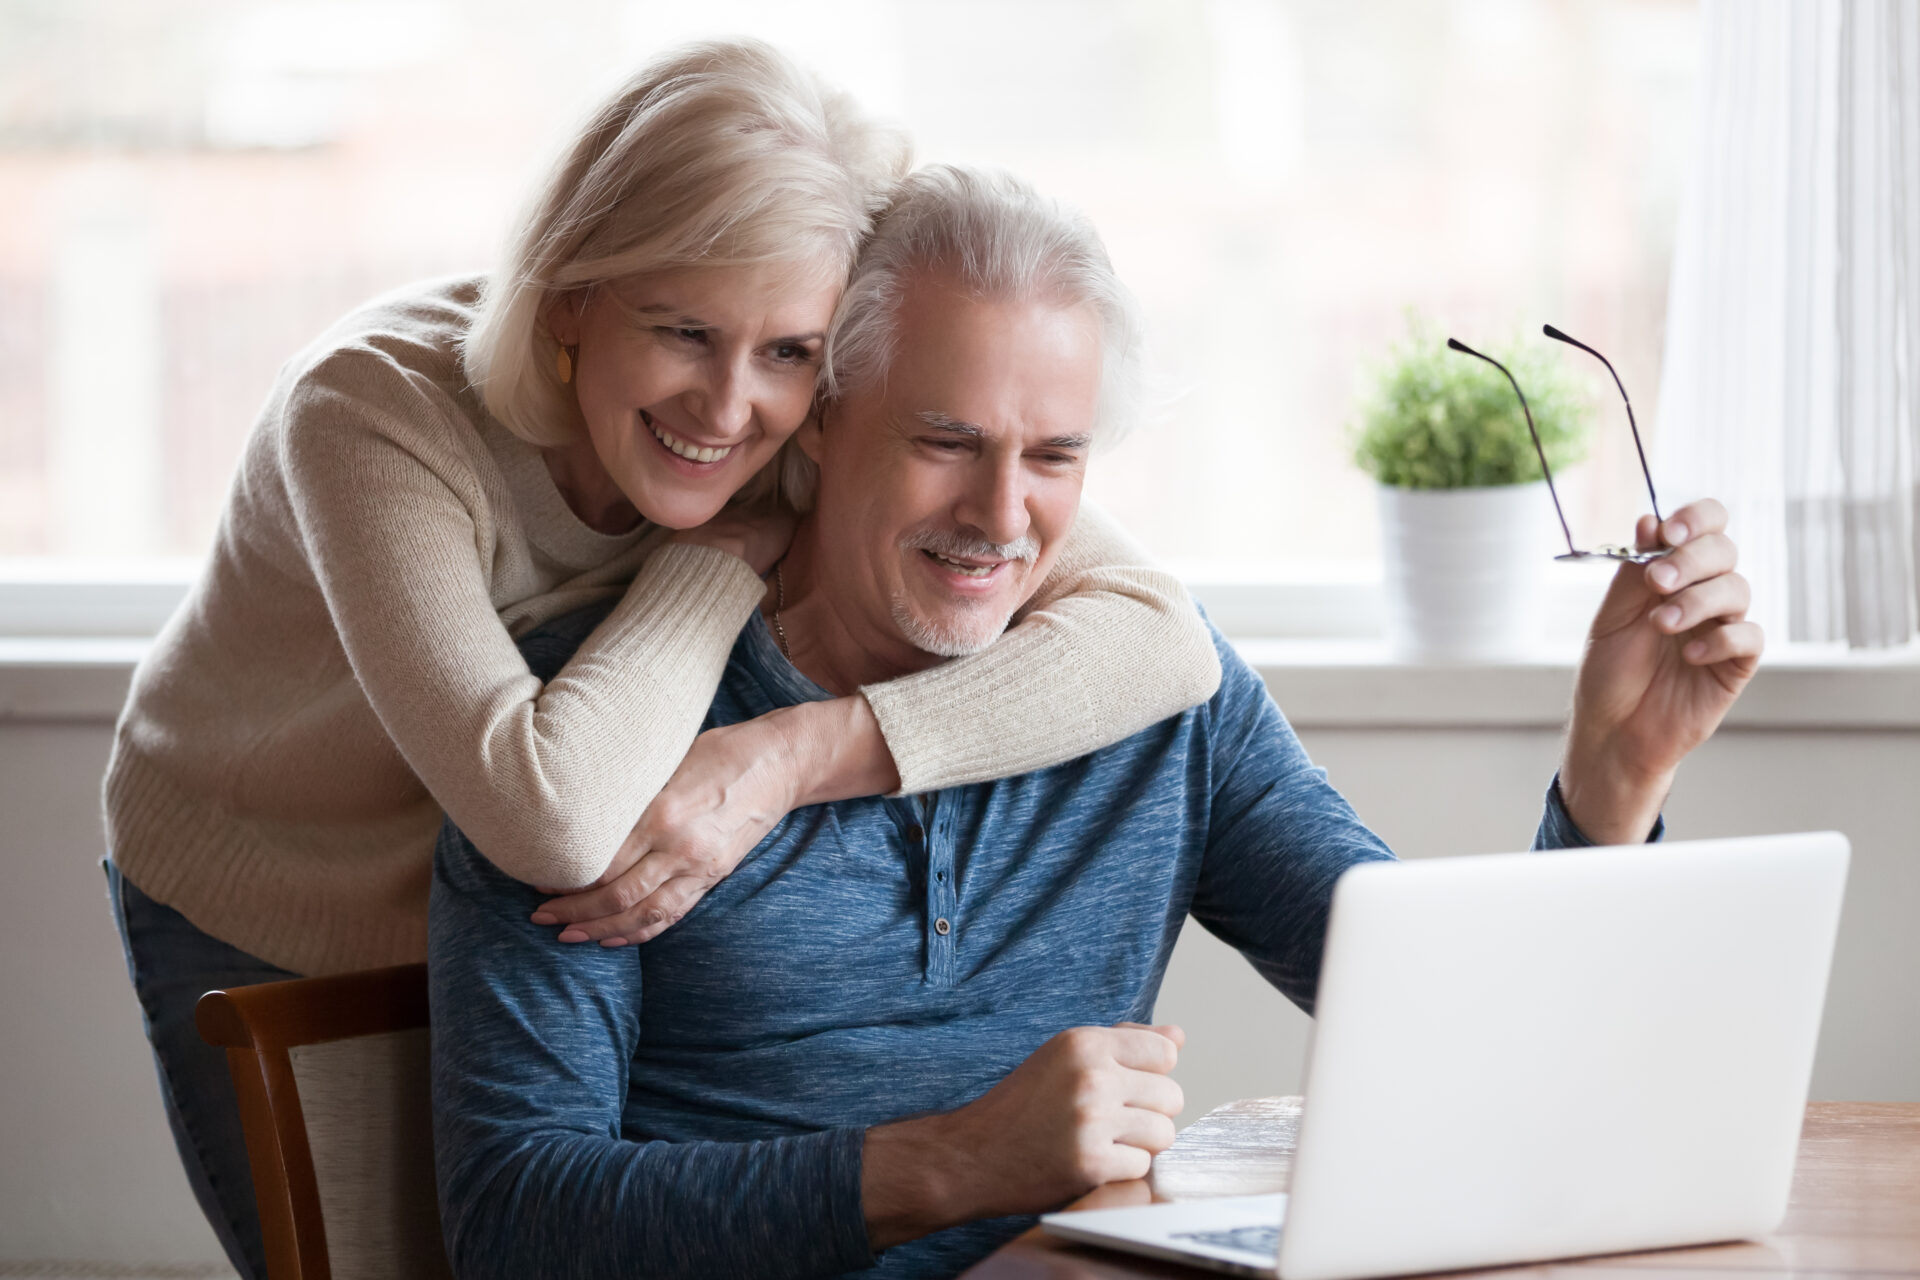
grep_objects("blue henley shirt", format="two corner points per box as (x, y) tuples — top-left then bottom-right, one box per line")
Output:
(430, 604), (1605, 1279)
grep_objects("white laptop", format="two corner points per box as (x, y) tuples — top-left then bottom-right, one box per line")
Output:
(1042, 831), (1850, 1280)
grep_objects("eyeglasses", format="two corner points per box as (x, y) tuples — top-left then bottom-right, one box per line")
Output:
(1447, 325), (1670, 565)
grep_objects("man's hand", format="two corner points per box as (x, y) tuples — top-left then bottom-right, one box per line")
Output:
(1560, 498), (1763, 844)
(861, 1023), (1186, 1252)
(530, 697), (901, 945)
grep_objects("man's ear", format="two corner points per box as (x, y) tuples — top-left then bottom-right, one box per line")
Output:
(542, 288), (587, 346)
(795, 398), (829, 464)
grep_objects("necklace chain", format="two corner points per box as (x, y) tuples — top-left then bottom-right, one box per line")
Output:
(772, 560), (792, 660)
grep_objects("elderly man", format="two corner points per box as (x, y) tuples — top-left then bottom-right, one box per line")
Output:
(429, 166), (1759, 1280)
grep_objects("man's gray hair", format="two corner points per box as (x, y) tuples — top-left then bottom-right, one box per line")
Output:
(821, 164), (1145, 441)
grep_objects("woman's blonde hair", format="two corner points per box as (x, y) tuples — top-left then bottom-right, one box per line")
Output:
(462, 39), (910, 454)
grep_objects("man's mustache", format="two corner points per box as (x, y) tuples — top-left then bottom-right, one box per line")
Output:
(899, 527), (1040, 565)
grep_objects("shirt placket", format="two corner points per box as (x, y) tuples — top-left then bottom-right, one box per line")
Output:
(916, 794), (957, 987)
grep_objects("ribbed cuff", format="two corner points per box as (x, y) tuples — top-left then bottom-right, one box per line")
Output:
(595, 541), (767, 669)
(860, 626), (1092, 796)
(819, 1125), (880, 1272)
(1537, 772), (1666, 849)
(468, 539), (769, 888)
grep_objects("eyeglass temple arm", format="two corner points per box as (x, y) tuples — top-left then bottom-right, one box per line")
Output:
(1541, 324), (1664, 526)
(1445, 337), (1578, 556)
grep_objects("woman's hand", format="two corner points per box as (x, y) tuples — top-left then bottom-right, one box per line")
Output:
(530, 715), (800, 946)
(670, 506), (796, 577)
(530, 695), (903, 945)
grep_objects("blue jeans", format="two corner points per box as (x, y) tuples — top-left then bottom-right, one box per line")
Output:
(107, 859), (296, 1280)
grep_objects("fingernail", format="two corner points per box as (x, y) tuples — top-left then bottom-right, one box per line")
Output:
(529, 912), (557, 925)
(557, 928), (587, 943)
(1650, 563), (1678, 589)
(1653, 605), (1682, 629)
(1664, 520), (1689, 545)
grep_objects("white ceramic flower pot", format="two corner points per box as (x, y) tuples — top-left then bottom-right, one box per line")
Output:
(1376, 481), (1555, 662)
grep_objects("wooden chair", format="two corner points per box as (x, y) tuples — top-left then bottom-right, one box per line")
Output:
(196, 963), (453, 1280)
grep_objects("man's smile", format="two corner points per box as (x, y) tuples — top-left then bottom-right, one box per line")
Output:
(923, 549), (1001, 579)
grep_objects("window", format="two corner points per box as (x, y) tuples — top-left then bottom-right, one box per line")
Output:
(0, 0), (1697, 606)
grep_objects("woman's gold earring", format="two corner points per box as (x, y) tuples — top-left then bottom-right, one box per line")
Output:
(556, 345), (576, 385)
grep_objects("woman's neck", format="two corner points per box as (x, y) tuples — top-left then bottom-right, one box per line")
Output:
(543, 436), (642, 535)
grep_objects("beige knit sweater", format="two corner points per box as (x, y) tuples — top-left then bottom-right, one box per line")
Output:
(104, 277), (1222, 977)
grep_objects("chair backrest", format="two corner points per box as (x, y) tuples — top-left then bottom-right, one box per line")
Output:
(196, 963), (453, 1280)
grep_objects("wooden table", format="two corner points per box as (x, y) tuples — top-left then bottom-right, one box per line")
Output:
(963, 1099), (1920, 1279)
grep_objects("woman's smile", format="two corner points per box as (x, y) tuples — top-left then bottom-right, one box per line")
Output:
(641, 409), (738, 466)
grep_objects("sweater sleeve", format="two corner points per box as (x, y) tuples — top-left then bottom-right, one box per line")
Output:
(278, 351), (766, 891)
(858, 502), (1222, 794)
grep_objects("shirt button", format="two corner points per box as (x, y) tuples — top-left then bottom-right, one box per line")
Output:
(907, 824), (925, 841)
(934, 917), (951, 936)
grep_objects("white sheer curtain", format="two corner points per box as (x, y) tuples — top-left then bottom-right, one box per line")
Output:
(1658, 0), (1920, 648)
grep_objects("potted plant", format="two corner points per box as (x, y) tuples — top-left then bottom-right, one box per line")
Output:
(1352, 321), (1592, 661)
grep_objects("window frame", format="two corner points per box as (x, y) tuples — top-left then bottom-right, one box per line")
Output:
(3, 561), (1915, 731)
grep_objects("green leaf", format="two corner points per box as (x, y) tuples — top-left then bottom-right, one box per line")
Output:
(1349, 315), (1593, 489)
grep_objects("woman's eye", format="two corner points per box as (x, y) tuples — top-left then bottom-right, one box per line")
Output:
(770, 343), (815, 364)
(659, 326), (708, 345)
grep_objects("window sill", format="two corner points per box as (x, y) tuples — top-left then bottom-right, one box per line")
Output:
(1238, 638), (1920, 729)
(4, 635), (1915, 729)
(0, 638), (150, 722)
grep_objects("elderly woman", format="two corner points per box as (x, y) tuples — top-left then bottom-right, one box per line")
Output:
(102, 39), (1219, 1280)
